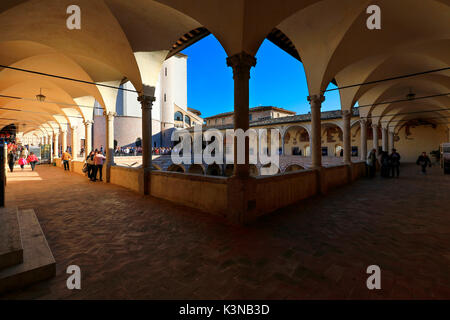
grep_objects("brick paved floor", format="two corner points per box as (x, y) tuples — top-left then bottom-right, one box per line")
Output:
(2, 163), (449, 299)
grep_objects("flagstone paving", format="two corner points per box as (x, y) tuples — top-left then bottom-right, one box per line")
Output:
(2, 163), (449, 299)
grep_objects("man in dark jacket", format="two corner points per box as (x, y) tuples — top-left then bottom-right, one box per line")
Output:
(390, 148), (401, 178)
(7, 151), (16, 172)
(416, 152), (432, 174)
(366, 148), (377, 178)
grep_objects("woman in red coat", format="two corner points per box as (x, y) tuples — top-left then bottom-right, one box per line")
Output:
(27, 152), (39, 171)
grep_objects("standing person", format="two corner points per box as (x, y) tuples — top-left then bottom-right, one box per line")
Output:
(390, 148), (401, 178)
(366, 148), (377, 178)
(18, 155), (27, 170)
(27, 152), (39, 171)
(61, 149), (72, 171)
(7, 151), (16, 172)
(86, 151), (95, 180)
(93, 150), (106, 182)
(416, 152), (432, 174)
(380, 151), (391, 178)
(22, 147), (29, 159)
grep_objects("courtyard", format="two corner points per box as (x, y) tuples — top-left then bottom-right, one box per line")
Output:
(2, 163), (449, 299)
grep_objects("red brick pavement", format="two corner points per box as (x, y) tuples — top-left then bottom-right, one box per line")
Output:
(2, 163), (449, 299)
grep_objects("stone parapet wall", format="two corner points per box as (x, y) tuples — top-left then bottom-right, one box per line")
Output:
(254, 169), (318, 218)
(150, 171), (228, 217)
(53, 160), (365, 225)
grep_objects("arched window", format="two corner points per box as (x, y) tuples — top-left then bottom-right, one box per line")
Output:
(174, 111), (183, 121)
(184, 115), (191, 126)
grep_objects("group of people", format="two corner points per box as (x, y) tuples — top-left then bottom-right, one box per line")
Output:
(366, 148), (402, 178)
(115, 146), (142, 156)
(366, 148), (434, 178)
(84, 150), (106, 182)
(7, 148), (39, 172)
(152, 147), (172, 155)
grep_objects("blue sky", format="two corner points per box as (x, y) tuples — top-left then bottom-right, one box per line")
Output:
(182, 34), (342, 118)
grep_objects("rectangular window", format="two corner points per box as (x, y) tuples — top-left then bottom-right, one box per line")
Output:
(165, 67), (167, 76)
(215, 119), (218, 124)
(321, 147), (328, 156)
(222, 118), (225, 124)
(164, 93), (166, 102)
(249, 114), (253, 121)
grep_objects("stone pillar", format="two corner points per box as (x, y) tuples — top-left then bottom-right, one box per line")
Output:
(342, 110), (351, 164)
(138, 95), (155, 195)
(226, 52), (256, 178)
(389, 130), (395, 151)
(71, 126), (78, 159)
(48, 134), (53, 162)
(104, 111), (116, 182)
(281, 132), (285, 156)
(372, 124), (379, 152)
(308, 94), (325, 168)
(381, 127), (388, 152)
(84, 120), (93, 155)
(62, 129), (67, 153)
(360, 119), (367, 161)
(53, 132), (59, 158)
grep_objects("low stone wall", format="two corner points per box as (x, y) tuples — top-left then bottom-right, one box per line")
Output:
(51, 159), (366, 225)
(254, 169), (318, 217)
(351, 161), (366, 181)
(150, 171), (228, 217)
(321, 164), (350, 193)
(110, 166), (142, 193)
(71, 161), (85, 175)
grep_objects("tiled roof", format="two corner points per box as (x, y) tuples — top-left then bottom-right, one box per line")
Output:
(188, 108), (360, 132)
(204, 106), (296, 120)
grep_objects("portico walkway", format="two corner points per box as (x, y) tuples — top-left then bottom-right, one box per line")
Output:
(2, 164), (450, 299)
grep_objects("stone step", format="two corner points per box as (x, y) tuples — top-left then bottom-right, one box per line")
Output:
(0, 207), (23, 270)
(0, 209), (56, 294)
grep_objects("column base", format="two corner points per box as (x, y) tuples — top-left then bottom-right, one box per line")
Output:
(226, 176), (257, 225)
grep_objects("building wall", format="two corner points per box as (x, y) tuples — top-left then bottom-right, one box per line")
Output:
(92, 54), (189, 149)
(394, 124), (447, 163)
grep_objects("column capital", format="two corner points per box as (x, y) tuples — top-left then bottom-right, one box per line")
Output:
(83, 120), (94, 126)
(341, 109), (351, 119)
(71, 125), (78, 130)
(359, 119), (367, 126)
(307, 94), (325, 106)
(226, 52), (257, 80)
(138, 95), (155, 110)
(371, 123), (379, 129)
(103, 111), (117, 118)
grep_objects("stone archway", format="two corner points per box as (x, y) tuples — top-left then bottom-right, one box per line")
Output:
(188, 164), (205, 175)
(284, 164), (304, 173)
(206, 163), (222, 176)
(167, 164), (185, 173)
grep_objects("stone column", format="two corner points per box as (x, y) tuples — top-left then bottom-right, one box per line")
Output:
(372, 124), (379, 152)
(53, 132), (59, 158)
(381, 126), (388, 152)
(281, 132), (285, 156)
(48, 134), (53, 162)
(104, 111), (116, 182)
(360, 119), (367, 161)
(71, 126), (78, 159)
(226, 52), (256, 178)
(84, 120), (93, 155)
(342, 110), (351, 164)
(138, 95), (155, 195)
(62, 129), (68, 153)
(389, 130), (395, 151)
(308, 94), (325, 168)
